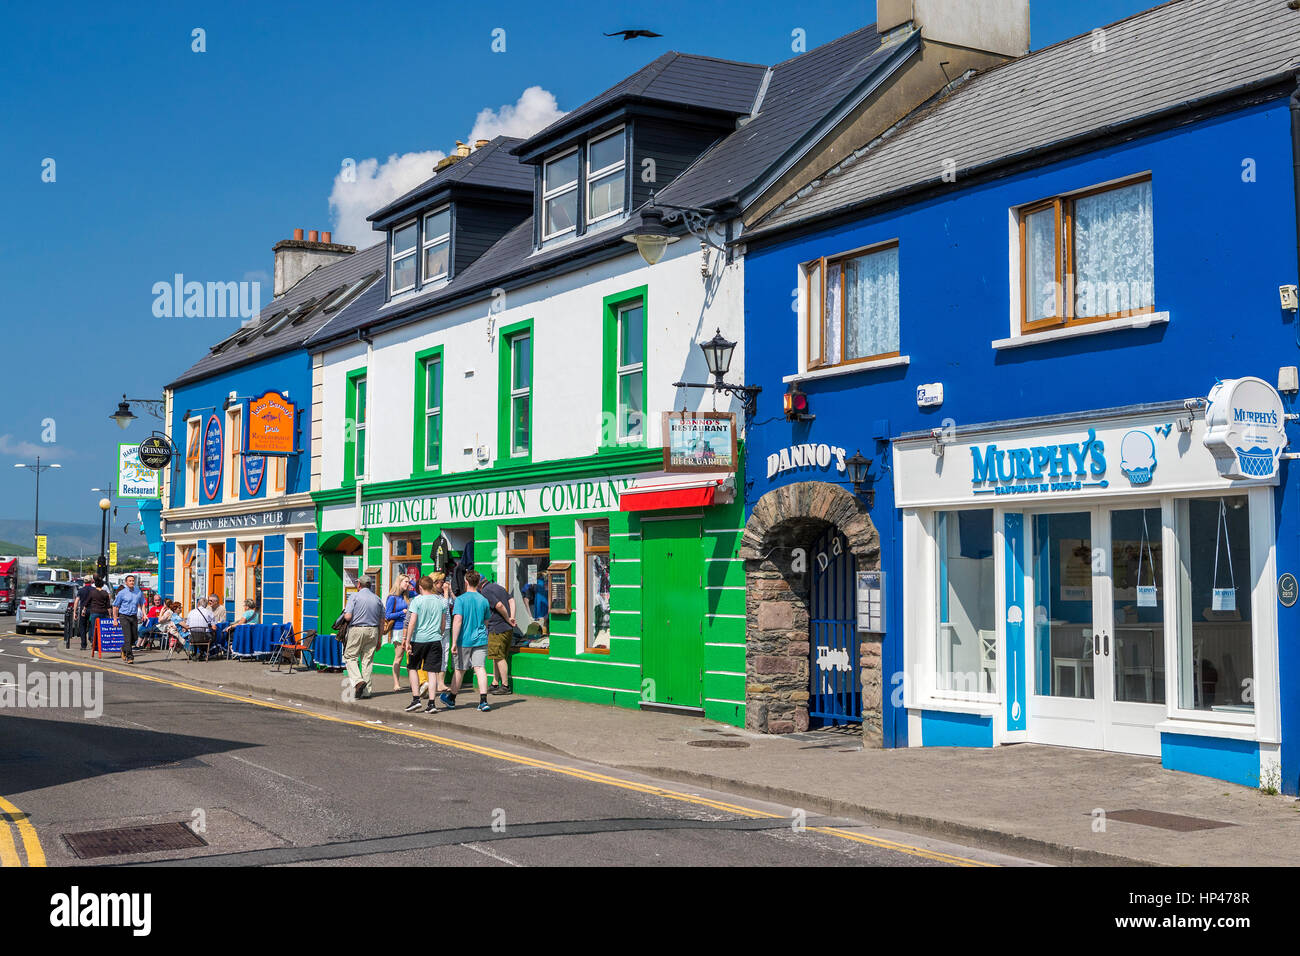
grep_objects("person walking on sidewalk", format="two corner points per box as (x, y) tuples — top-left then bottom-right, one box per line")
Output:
(384, 574), (411, 692)
(71, 575), (93, 650)
(402, 575), (449, 714)
(111, 573), (146, 664)
(343, 575), (384, 700)
(478, 574), (515, 696)
(84, 576), (113, 654)
(441, 571), (492, 712)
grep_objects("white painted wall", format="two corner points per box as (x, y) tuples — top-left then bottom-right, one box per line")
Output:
(317, 239), (746, 489)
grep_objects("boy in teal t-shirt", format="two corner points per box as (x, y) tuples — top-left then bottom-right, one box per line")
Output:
(441, 571), (493, 712)
(402, 576), (449, 714)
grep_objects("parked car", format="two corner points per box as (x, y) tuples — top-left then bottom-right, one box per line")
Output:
(16, 581), (77, 635)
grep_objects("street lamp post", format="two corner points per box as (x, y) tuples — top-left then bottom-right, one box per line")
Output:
(97, 498), (111, 581)
(14, 457), (61, 559)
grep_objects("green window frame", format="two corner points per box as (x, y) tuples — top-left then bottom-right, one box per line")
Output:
(497, 319), (534, 464)
(343, 368), (368, 485)
(601, 285), (647, 451)
(412, 345), (444, 475)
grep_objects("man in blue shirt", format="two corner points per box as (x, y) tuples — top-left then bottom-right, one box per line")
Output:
(441, 571), (493, 712)
(111, 574), (146, 664)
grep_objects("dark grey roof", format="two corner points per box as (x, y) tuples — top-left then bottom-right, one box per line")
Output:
(307, 24), (921, 351)
(168, 241), (385, 389)
(368, 136), (532, 225)
(512, 52), (767, 157)
(753, 0), (1300, 237)
(654, 24), (899, 210)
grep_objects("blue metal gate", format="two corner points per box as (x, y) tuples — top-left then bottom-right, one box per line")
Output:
(809, 526), (861, 726)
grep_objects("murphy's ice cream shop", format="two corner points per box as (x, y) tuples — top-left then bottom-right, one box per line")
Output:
(891, 378), (1293, 789)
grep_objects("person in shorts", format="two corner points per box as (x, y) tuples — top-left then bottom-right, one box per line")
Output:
(402, 575), (448, 714)
(441, 571), (492, 712)
(478, 574), (515, 695)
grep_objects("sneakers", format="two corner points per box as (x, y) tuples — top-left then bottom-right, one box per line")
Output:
(478, 701), (492, 712)
(439, 692), (456, 709)
(404, 698), (423, 712)
(425, 701), (438, 714)
(490, 684), (511, 696)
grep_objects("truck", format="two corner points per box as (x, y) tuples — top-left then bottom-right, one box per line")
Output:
(0, 557), (20, 614)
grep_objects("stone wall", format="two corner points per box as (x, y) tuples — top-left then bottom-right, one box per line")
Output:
(740, 481), (881, 737)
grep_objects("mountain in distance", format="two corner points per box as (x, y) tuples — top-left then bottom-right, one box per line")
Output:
(0, 519), (151, 559)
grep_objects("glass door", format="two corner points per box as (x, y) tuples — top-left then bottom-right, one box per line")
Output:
(1026, 504), (1165, 756)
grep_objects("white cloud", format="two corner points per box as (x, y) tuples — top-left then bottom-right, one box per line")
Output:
(0, 436), (72, 460)
(468, 86), (566, 143)
(328, 150), (447, 247)
(326, 88), (566, 247)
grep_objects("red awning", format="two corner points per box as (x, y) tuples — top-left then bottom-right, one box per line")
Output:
(619, 475), (725, 512)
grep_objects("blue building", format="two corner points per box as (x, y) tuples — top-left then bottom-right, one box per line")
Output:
(160, 232), (382, 636)
(737, 0), (1300, 791)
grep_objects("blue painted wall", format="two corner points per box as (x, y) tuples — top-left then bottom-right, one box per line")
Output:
(744, 100), (1300, 786)
(168, 349), (310, 509)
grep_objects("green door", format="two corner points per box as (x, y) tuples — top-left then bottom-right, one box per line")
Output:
(641, 518), (705, 709)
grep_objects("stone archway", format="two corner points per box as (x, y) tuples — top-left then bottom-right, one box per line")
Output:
(739, 482), (880, 736)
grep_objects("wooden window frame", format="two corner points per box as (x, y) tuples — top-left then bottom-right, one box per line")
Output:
(389, 534), (421, 595)
(505, 525), (550, 654)
(226, 407), (242, 504)
(582, 520), (611, 655)
(185, 418), (201, 506)
(1017, 174), (1154, 334)
(272, 455), (287, 495)
(804, 240), (901, 372)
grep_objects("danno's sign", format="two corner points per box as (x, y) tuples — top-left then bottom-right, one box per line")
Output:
(766, 443), (847, 480)
(1203, 377), (1288, 480)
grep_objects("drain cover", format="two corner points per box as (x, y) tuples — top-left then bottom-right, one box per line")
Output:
(1100, 809), (1234, 832)
(687, 739), (750, 748)
(63, 822), (208, 859)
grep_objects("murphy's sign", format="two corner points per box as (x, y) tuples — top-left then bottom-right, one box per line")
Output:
(354, 477), (636, 530)
(970, 429), (1108, 496)
(893, 405), (1266, 510)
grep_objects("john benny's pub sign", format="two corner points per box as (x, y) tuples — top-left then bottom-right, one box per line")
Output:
(359, 476), (635, 529)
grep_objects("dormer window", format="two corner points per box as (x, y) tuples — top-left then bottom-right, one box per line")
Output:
(542, 149), (580, 240)
(586, 128), (626, 224)
(391, 220), (418, 294)
(422, 207), (451, 283)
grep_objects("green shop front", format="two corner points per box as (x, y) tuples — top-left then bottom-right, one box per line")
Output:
(314, 452), (748, 726)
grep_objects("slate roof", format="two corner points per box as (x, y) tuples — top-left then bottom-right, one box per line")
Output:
(512, 53), (768, 156)
(368, 136), (532, 225)
(750, 0), (1300, 238)
(168, 241), (385, 389)
(308, 27), (916, 350)
(654, 24), (900, 210)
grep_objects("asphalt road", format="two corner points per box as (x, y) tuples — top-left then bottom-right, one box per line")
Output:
(0, 625), (1035, 867)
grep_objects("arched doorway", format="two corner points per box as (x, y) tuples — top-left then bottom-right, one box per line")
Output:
(318, 532), (363, 634)
(739, 482), (880, 737)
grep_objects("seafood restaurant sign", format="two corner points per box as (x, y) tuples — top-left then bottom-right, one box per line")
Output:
(343, 477), (636, 531)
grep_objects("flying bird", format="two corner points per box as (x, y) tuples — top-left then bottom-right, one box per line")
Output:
(605, 29), (662, 40)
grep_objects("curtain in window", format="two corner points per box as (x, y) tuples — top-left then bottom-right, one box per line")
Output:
(824, 262), (842, 365)
(843, 246), (900, 360)
(1073, 180), (1154, 318)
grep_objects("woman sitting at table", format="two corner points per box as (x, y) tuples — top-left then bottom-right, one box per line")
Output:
(137, 593), (165, 650)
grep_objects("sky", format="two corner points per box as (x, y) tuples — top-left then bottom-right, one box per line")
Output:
(0, 0), (1163, 529)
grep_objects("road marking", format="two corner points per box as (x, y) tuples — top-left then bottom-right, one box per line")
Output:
(26, 647), (994, 867)
(462, 842), (521, 867)
(0, 819), (20, 867)
(0, 795), (45, 867)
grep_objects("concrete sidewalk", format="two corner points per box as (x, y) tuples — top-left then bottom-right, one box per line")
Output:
(53, 644), (1300, 866)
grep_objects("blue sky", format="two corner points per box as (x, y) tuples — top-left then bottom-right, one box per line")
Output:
(0, 0), (1160, 529)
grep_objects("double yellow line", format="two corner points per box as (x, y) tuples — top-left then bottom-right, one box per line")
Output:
(26, 646), (992, 867)
(0, 794), (45, 867)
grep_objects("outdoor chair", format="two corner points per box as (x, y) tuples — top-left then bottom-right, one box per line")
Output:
(270, 629), (315, 674)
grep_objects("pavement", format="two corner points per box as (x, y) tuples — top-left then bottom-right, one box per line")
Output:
(36, 640), (1300, 866)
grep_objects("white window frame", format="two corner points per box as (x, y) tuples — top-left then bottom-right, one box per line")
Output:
(424, 355), (442, 470)
(615, 300), (643, 442)
(186, 417), (201, 507)
(421, 207), (451, 284)
(509, 334), (530, 457)
(585, 126), (626, 226)
(541, 147), (580, 241)
(390, 219), (418, 295)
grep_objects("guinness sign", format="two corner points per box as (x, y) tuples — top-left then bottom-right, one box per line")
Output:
(137, 435), (173, 471)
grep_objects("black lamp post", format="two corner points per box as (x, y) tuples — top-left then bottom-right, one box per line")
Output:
(110, 395), (165, 429)
(845, 449), (874, 507)
(14, 457), (61, 558)
(97, 497), (111, 580)
(671, 328), (762, 416)
(621, 206), (678, 265)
